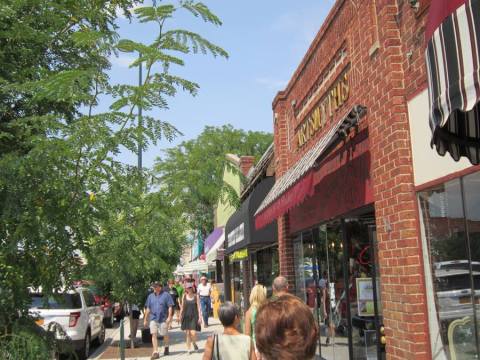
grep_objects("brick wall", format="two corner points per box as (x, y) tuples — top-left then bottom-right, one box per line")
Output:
(277, 213), (295, 290)
(271, 0), (432, 358)
(239, 156), (255, 177)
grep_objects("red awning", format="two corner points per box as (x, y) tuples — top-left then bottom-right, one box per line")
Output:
(425, 0), (467, 41)
(255, 171), (314, 230)
(255, 106), (366, 230)
(426, 0), (480, 164)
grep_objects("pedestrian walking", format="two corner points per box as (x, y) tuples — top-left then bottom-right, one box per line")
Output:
(244, 285), (267, 359)
(180, 282), (202, 354)
(210, 280), (221, 319)
(143, 281), (175, 359)
(319, 271), (335, 346)
(197, 275), (212, 327)
(167, 279), (179, 329)
(129, 303), (141, 340)
(255, 294), (318, 360)
(174, 278), (185, 324)
(203, 302), (255, 360)
(271, 276), (289, 299)
(184, 275), (197, 293)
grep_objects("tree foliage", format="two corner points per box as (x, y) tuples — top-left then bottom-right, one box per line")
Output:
(82, 174), (187, 306)
(154, 125), (272, 236)
(0, 0), (227, 334)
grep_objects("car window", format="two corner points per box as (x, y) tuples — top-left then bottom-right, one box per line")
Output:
(30, 294), (82, 309)
(83, 290), (96, 307)
(436, 273), (480, 292)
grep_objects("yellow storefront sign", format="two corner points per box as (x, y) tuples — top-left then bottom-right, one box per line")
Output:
(230, 248), (248, 262)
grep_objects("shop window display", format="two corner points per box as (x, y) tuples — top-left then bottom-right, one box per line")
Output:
(419, 172), (480, 359)
(293, 215), (384, 360)
(253, 247), (279, 297)
(230, 261), (244, 313)
(345, 220), (384, 360)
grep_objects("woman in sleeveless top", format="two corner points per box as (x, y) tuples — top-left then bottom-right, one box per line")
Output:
(203, 302), (255, 360)
(180, 282), (203, 354)
(244, 285), (267, 359)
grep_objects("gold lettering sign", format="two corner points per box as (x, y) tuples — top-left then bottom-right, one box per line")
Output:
(296, 71), (350, 148)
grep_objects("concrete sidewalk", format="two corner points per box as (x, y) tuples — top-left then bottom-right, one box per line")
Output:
(90, 317), (223, 360)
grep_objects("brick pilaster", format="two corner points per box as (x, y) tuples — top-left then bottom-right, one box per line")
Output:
(277, 213), (295, 292)
(368, 1), (430, 359)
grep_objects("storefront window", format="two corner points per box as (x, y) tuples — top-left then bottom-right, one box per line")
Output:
(318, 223), (349, 359)
(346, 220), (384, 359)
(294, 215), (384, 360)
(230, 261), (244, 313)
(419, 173), (480, 359)
(255, 246), (279, 297)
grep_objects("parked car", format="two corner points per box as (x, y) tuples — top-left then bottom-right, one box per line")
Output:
(29, 287), (105, 360)
(86, 285), (114, 328)
(434, 260), (480, 321)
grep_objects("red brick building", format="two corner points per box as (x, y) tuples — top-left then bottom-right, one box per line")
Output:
(255, 0), (480, 359)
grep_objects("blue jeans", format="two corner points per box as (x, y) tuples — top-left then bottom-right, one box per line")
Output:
(199, 296), (211, 325)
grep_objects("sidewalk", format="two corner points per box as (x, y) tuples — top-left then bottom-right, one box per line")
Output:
(91, 317), (223, 360)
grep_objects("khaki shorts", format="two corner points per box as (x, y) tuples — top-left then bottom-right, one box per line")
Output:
(150, 320), (168, 337)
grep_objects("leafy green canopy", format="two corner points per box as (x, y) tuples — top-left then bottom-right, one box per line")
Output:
(0, 0), (227, 333)
(155, 125), (272, 237)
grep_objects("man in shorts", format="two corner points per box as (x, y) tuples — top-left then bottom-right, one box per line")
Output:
(144, 282), (174, 359)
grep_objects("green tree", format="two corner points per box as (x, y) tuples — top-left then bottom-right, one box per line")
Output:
(0, 0), (227, 342)
(83, 171), (186, 306)
(154, 125), (272, 237)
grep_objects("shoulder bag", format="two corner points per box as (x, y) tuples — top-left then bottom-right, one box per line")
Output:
(211, 334), (220, 360)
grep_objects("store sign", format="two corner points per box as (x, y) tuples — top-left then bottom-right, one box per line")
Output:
(227, 223), (244, 248)
(296, 71), (350, 148)
(191, 233), (204, 260)
(230, 248), (248, 262)
(357, 277), (375, 317)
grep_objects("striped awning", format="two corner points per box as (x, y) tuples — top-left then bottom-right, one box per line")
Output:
(255, 105), (366, 230)
(426, 0), (480, 164)
(173, 259), (208, 275)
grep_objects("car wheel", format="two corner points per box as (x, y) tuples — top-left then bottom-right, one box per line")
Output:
(77, 331), (90, 360)
(94, 323), (106, 346)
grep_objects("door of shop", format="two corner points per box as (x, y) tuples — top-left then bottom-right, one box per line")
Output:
(294, 213), (385, 360)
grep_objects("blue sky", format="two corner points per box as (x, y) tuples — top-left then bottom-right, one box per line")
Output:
(109, 1), (335, 167)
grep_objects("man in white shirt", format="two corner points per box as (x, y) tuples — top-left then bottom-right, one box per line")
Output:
(197, 275), (212, 327)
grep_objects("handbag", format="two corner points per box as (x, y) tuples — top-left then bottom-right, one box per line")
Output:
(211, 334), (220, 360)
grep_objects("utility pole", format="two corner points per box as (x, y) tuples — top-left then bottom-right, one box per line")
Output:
(138, 53), (143, 172)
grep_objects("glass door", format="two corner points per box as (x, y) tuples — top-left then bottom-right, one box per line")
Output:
(346, 219), (384, 360)
(317, 223), (350, 360)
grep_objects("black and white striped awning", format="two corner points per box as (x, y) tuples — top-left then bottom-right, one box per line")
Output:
(426, 0), (480, 164)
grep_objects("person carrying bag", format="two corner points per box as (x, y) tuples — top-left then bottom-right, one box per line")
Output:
(203, 302), (255, 360)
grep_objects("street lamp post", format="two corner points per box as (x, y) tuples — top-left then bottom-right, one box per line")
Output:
(138, 52), (143, 172)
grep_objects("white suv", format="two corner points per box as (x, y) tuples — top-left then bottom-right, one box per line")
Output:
(29, 287), (105, 359)
(434, 260), (480, 321)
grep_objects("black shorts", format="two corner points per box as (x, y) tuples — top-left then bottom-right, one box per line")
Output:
(132, 310), (141, 320)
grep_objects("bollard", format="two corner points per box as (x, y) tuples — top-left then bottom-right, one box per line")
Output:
(119, 319), (125, 360)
